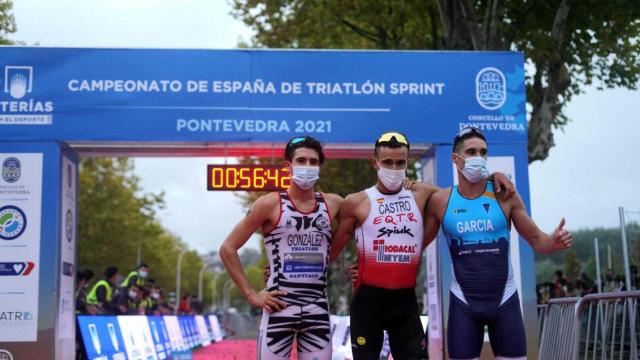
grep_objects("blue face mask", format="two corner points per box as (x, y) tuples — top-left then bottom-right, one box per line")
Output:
(457, 155), (489, 183)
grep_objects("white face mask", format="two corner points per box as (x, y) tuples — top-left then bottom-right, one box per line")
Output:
(456, 155), (489, 183)
(377, 162), (406, 191)
(291, 166), (319, 190)
(138, 270), (148, 279)
(151, 292), (160, 300)
(128, 290), (138, 299)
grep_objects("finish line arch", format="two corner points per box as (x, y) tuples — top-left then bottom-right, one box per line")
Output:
(0, 47), (536, 359)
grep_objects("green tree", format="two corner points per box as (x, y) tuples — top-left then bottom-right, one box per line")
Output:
(563, 248), (581, 282)
(232, 0), (640, 163)
(78, 158), (211, 306)
(0, 0), (16, 45)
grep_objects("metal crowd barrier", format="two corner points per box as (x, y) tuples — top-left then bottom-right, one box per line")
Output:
(539, 291), (640, 360)
(539, 297), (581, 360)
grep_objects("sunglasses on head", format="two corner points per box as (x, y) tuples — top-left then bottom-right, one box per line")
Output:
(455, 127), (483, 139)
(376, 132), (409, 146)
(288, 137), (307, 145)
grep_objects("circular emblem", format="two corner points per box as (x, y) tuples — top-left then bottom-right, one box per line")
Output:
(0, 206), (27, 240)
(65, 209), (73, 242)
(2, 157), (21, 183)
(0, 349), (14, 360)
(475, 67), (507, 110)
(357, 336), (366, 346)
(315, 215), (330, 229)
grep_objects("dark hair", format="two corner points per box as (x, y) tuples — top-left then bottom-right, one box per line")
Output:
(374, 131), (410, 158)
(81, 268), (95, 281)
(105, 266), (119, 279)
(138, 263), (149, 269)
(284, 136), (325, 164)
(452, 127), (486, 153)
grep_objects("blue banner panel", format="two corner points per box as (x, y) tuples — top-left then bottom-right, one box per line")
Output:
(147, 316), (170, 360)
(77, 315), (127, 360)
(0, 48), (525, 144)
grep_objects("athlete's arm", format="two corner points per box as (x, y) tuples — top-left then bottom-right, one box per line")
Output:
(422, 189), (447, 249)
(329, 193), (361, 262)
(508, 192), (573, 253)
(219, 193), (287, 312)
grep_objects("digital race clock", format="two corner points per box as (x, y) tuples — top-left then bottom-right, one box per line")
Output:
(207, 164), (291, 191)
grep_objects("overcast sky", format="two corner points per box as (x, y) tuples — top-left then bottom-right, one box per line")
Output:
(9, 0), (640, 254)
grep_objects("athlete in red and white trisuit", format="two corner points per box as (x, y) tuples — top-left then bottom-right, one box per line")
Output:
(330, 132), (436, 359)
(220, 136), (343, 360)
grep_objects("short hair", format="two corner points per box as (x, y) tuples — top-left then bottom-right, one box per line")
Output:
(453, 127), (486, 153)
(138, 263), (149, 269)
(284, 136), (325, 164)
(81, 268), (95, 281)
(374, 131), (410, 158)
(105, 266), (119, 278)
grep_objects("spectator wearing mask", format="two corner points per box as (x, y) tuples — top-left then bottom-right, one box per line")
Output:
(121, 263), (150, 288)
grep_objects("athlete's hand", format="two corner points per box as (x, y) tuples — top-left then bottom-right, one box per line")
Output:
(551, 218), (573, 251)
(248, 290), (287, 313)
(348, 264), (358, 285)
(492, 172), (515, 199)
(402, 178), (415, 190)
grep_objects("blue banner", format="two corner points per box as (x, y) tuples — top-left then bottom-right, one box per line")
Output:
(0, 48), (526, 144)
(77, 315), (127, 360)
(147, 316), (170, 359)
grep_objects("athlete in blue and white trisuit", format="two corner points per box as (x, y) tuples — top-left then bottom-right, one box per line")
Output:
(423, 127), (573, 360)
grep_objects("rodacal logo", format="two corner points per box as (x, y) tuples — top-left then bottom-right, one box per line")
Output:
(1, 66), (54, 125)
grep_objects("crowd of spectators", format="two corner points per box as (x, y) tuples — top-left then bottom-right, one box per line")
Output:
(74, 262), (203, 316)
(537, 266), (640, 304)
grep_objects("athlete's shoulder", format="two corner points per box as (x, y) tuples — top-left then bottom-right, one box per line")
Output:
(320, 192), (344, 211)
(251, 192), (281, 212)
(344, 190), (367, 204)
(340, 191), (367, 213)
(430, 187), (452, 206)
(410, 181), (439, 196)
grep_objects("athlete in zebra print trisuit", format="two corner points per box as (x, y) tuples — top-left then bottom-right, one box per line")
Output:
(220, 136), (343, 360)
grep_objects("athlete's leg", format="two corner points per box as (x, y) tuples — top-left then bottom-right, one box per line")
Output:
(487, 293), (526, 359)
(447, 293), (484, 360)
(386, 290), (428, 359)
(296, 298), (332, 360)
(258, 305), (299, 360)
(350, 285), (385, 359)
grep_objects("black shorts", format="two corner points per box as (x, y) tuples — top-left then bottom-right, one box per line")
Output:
(448, 292), (526, 359)
(350, 284), (427, 360)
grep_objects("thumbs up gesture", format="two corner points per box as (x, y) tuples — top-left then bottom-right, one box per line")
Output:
(551, 218), (573, 251)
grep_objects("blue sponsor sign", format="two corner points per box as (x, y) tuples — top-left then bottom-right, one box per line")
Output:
(77, 315), (127, 360)
(147, 316), (169, 360)
(0, 47), (526, 144)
